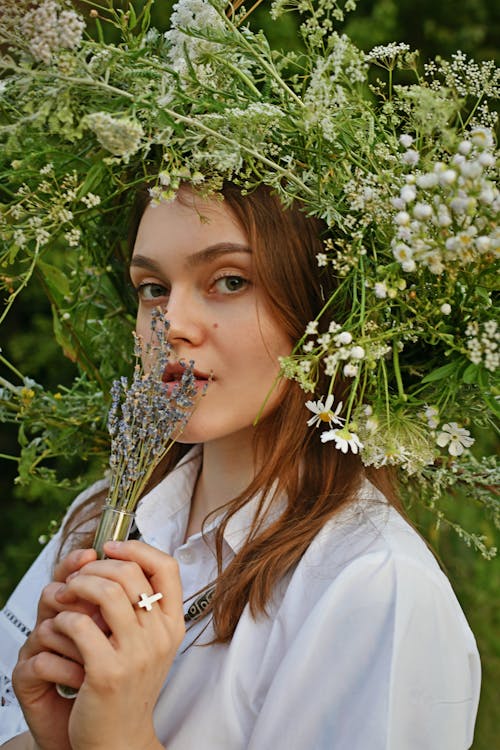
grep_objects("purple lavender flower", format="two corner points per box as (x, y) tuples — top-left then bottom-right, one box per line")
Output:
(105, 308), (198, 512)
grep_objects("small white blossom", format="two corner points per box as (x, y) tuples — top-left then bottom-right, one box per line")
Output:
(422, 405), (439, 429)
(413, 202), (433, 220)
(343, 362), (359, 378)
(440, 303), (452, 315)
(400, 185), (416, 203)
(395, 211), (410, 226)
(399, 134), (414, 148)
(470, 127), (494, 150)
(350, 346), (365, 359)
(436, 423), (474, 456)
(374, 281), (388, 298)
(81, 193), (102, 208)
(305, 394), (344, 428)
(458, 140), (472, 155)
(402, 149), (420, 166)
(320, 427), (364, 454)
(336, 331), (352, 346)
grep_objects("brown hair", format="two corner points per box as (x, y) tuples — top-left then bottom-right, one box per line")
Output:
(60, 182), (400, 641)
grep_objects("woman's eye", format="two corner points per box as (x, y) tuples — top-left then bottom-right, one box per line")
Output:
(136, 282), (168, 301)
(213, 275), (248, 294)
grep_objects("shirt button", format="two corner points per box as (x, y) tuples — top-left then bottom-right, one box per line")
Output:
(178, 548), (194, 564)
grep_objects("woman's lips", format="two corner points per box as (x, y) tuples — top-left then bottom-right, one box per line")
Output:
(162, 362), (212, 391)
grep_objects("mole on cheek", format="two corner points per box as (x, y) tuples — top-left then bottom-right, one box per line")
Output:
(213, 323), (219, 329)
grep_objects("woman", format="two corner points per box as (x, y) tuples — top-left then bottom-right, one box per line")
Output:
(0, 184), (480, 749)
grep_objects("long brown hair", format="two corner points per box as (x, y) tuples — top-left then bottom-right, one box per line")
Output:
(60, 182), (400, 641)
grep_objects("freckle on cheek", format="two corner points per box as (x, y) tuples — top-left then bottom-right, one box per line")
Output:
(212, 323), (218, 329)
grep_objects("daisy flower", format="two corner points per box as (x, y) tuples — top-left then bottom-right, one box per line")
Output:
(320, 427), (364, 454)
(305, 394), (344, 428)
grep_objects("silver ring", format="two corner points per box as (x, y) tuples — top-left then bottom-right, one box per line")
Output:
(136, 591), (164, 612)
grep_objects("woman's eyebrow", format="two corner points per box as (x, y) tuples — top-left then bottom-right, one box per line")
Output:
(185, 243), (252, 268)
(130, 243), (252, 273)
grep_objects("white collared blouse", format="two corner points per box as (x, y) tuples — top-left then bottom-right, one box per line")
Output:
(0, 447), (481, 748)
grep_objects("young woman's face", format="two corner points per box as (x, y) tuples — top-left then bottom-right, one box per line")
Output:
(130, 190), (292, 445)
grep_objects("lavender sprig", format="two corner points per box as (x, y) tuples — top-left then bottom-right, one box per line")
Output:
(105, 308), (197, 513)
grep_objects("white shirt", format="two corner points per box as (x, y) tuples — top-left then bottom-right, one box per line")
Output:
(0, 447), (481, 748)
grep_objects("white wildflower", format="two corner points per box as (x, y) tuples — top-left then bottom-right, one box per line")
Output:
(20, 0), (85, 65)
(305, 394), (344, 428)
(335, 331), (352, 346)
(399, 134), (414, 148)
(350, 346), (365, 360)
(84, 112), (144, 158)
(320, 427), (364, 454)
(470, 127), (494, 150)
(402, 149), (420, 166)
(343, 363), (358, 378)
(400, 185), (416, 203)
(413, 202), (433, 220)
(436, 423), (474, 456)
(81, 193), (102, 208)
(422, 405), (439, 429)
(374, 281), (388, 298)
(65, 228), (81, 247)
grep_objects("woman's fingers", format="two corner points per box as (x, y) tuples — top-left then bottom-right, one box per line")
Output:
(36, 580), (100, 624)
(53, 548), (97, 583)
(20, 617), (84, 665)
(58, 541), (184, 621)
(14, 649), (85, 695)
(52, 540), (185, 657)
(103, 540), (184, 618)
(56, 574), (139, 641)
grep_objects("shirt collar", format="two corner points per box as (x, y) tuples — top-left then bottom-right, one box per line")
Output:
(134, 446), (284, 554)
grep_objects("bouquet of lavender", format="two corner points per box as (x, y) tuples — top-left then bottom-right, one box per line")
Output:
(93, 308), (197, 557)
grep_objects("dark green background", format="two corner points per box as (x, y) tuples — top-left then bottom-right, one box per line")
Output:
(1, 2), (498, 746)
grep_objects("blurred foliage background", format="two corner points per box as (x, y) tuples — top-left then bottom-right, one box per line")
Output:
(0, 1), (498, 746)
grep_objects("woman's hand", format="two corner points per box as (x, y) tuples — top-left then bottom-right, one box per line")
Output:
(54, 540), (184, 750)
(12, 541), (184, 750)
(12, 548), (98, 750)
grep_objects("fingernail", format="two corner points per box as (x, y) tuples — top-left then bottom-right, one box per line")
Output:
(66, 571), (79, 582)
(55, 584), (67, 598)
(104, 541), (122, 550)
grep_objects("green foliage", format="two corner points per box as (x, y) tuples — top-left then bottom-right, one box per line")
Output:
(0, 2), (498, 746)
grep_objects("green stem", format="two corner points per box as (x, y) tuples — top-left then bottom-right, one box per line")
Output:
(163, 108), (315, 197)
(220, 11), (304, 108)
(0, 356), (25, 383)
(222, 59), (262, 98)
(5, 65), (135, 100)
(0, 246), (40, 326)
(392, 343), (407, 401)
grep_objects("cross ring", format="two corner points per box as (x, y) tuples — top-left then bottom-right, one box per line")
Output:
(137, 591), (164, 612)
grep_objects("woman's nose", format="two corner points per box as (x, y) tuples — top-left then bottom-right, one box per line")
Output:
(165, 286), (205, 346)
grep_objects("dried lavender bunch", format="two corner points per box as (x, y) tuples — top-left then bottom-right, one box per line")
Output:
(105, 308), (197, 513)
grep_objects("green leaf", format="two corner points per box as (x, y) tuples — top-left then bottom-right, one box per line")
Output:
(462, 362), (479, 384)
(52, 306), (77, 362)
(128, 4), (137, 29)
(77, 161), (108, 199)
(421, 361), (457, 383)
(38, 260), (70, 300)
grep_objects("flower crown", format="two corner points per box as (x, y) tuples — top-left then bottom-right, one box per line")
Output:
(0, 0), (498, 553)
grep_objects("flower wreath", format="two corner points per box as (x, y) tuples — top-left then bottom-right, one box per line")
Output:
(0, 0), (498, 554)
